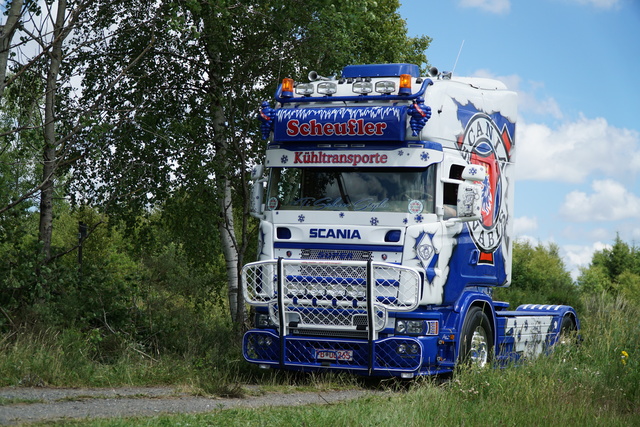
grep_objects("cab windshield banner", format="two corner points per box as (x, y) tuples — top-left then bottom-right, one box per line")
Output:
(274, 106), (407, 142)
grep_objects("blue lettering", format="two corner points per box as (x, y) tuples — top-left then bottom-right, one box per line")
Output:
(309, 229), (362, 239)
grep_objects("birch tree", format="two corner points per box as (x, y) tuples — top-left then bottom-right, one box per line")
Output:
(190, 0), (431, 324)
(0, 0), (24, 99)
(0, 0), (156, 263)
(69, 0), (431, 324)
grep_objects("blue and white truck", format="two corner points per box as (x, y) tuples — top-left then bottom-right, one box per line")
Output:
(242, 63), (579, 377)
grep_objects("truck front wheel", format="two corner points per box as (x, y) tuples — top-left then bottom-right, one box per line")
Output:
(459, 306), (494, 368)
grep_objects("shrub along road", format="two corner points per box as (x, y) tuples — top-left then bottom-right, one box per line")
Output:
(0, 386), (383, 425)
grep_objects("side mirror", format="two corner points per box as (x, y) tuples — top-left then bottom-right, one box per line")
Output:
(250, 165), (266, 219)
(456, 164), (486, 221)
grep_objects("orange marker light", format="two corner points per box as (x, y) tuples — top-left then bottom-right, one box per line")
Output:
(399, 74), (412, 95)
(281, 78), (294, 97)
(400, 74), (411, 88)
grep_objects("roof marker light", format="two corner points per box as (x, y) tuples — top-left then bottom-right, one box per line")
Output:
(399, 73), (412, 95)
(281, 78), (294, 98)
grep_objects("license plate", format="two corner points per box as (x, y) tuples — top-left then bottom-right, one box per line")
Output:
(316, 349), (353, 361)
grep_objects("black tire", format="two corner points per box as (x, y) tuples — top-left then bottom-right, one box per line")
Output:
(558, 315), (577, 345)
(459, 306), (494, 368)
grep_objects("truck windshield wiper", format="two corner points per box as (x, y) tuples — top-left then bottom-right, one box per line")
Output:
(336, 173), (351, 206)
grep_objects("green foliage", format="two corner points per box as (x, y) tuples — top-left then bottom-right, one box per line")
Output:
(71, 0), (432, 225)
(578, 236), (640, 305)
(0, 70), (42, 219)
(50, 293), (640, 426)
(494, 239), (582, 311)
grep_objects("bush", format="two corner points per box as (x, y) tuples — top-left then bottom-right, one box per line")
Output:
(494, 240), (582, 311)
(578, 236), (640, 306)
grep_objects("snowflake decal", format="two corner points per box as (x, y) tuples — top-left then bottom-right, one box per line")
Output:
(403, 218), (408, 224)
(370, 217), (379, 226)
(339, 212), (345, 218)
(281, 155), (289, 164)
(468, 167), (478, 176)
(420, 151), (430, 162)
(414, 214), (423, 223)
(398, 150), (404, 156)
(298, 214), (305, 223)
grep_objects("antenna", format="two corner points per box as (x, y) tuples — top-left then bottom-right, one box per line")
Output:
(452, 40), (465, 75)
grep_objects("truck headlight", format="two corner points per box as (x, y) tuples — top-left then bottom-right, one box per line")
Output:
(396, 320), (408, 334)
(395, 319), (438, 336)
(396, 319), (424, 334)
(395, 343), (420, 355)
(287, 283), (306, 297)
(255, 313), (274, 328)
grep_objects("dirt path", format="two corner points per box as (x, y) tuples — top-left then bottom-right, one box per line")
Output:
(0, 386), (383, 425)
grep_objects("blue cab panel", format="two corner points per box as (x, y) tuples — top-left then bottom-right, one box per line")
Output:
(341, 63), (421, 78)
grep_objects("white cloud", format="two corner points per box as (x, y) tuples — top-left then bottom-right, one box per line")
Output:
(517, 91), (563, 120)
(458, 0), (511, 14)
(560, 179), (640, 221)
(560, 225), (616, 242)
(562, 241), (611, 279)
(514, 216), (538, 235)
(516, 116), (640, 182)
(514, 235), (541, 247)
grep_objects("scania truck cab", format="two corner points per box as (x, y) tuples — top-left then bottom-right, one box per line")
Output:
(242, 63), (579, 377)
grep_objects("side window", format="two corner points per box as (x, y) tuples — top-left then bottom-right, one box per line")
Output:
(443, 164), (465, 219)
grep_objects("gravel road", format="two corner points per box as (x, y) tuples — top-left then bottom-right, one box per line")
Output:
(0, 385), (383, 425)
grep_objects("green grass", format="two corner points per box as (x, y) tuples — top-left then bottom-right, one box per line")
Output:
(0, 328), (196, 388)
(49, 366), (639, 427)
(3, 292), (640, 426)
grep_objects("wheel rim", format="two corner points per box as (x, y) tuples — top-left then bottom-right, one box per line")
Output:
(469, 325), (489, 367)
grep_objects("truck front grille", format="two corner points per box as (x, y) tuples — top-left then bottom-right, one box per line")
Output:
(300, 248), (372, 261)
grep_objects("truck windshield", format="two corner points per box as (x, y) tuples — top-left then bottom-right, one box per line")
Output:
(266, 166), (436, 213)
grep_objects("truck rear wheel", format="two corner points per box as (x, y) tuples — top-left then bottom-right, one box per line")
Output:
(459, 306), (494, 368)
(558, 315), (577, 345)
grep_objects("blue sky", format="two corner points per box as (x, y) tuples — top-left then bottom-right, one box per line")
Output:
(398, 0), (640, 277)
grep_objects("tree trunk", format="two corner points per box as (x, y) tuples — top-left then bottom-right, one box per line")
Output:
(219, 175), (241, 322)
(212, 103), (246, 325)
(39, 0), (67, 261)
(0, 0), (23, 99)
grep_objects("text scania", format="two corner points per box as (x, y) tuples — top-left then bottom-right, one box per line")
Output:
(287, 119), (388, 137)
(294, 151), (388, 167)
(309, 229), (362, 239)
